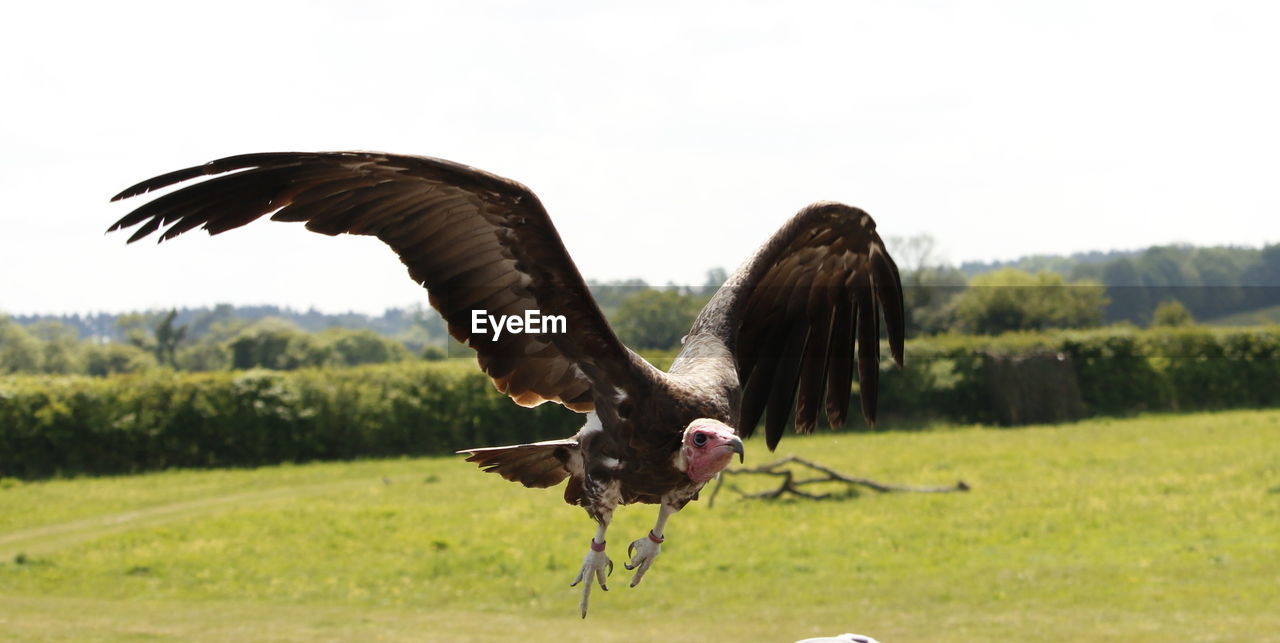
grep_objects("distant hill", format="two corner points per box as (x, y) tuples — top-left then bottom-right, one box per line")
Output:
(8, 304), (446, 344)
(6, 275), (711, 343)
(9, 243), (1279, 338)
(958, 248), (1143, 279)
(959, 243), (1280, 325)
(1207, 305), (1280, 327)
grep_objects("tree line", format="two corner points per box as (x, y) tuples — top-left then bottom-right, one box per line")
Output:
(3, 241), (1275, 376)
(957, 241), (1280, 324)
(0, 313), (421, 376)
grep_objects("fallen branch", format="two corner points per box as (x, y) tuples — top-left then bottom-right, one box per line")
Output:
(707, 456), (970, 507)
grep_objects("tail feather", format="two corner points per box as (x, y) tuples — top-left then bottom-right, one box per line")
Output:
(458, 438), (578, 489)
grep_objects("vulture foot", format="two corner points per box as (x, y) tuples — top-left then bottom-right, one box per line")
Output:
(624, 530), (663, 587)
(569, 539), (613, 618)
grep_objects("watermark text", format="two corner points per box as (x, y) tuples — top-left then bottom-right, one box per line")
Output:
(471, 309), (567, 340)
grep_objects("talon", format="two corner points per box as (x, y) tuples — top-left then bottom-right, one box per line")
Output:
(625, 531), (664, 588)
(575, 537), (613, 617)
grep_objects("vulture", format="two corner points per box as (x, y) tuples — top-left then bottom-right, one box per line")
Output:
(108, 151), (905, 617)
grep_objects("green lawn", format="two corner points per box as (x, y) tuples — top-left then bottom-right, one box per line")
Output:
(2, 410), (1278, 642)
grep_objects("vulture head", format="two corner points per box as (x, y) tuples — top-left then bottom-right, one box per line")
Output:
(678, 418), (744, 483)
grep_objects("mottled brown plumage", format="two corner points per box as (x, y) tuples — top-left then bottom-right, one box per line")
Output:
(109, 151), (904, 616)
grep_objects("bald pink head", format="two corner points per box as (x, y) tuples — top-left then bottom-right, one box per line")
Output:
(680, 418), (744, 484)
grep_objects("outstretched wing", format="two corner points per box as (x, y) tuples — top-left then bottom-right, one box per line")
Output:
(684, 201), (905, 449)
(109, 151), (640, 412)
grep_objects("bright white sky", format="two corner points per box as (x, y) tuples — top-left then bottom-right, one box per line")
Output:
(2, 1), (1277, 315)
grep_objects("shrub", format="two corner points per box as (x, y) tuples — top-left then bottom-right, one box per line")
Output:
(3, 326), (1277, 478)
(952, 269), (1108, 335)
(1151, 300), (1195, 327)
(877, 326), (1279, 425)
(0, 362), (580, 478)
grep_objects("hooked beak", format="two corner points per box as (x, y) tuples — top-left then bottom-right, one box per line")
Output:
(725, 435), (744, 463)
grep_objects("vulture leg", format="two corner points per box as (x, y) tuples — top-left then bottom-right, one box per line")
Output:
(625, 502), (676, 588)
(569, 517), (613, 617)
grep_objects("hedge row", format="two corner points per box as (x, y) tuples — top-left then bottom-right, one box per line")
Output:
(0, 363), (579, 478)
(877, 325), (1280, 426)
(2, 326), (1277, 478)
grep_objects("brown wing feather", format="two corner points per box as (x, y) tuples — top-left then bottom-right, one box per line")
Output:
(458, 439), (577, 489)
(109, 151), (642, 412)
(683, 201), (905, 448)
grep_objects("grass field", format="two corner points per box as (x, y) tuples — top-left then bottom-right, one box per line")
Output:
(2, 410), (1278, 642)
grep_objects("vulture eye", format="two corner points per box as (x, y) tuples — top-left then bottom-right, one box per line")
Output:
(692, 431), (708, 446)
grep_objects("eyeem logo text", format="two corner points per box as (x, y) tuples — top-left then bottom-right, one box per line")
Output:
(471, 309), (567, 340)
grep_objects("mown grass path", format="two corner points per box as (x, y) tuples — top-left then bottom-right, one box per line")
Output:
(2, 410), (1278, 641)
(0, 480), (361, 561)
